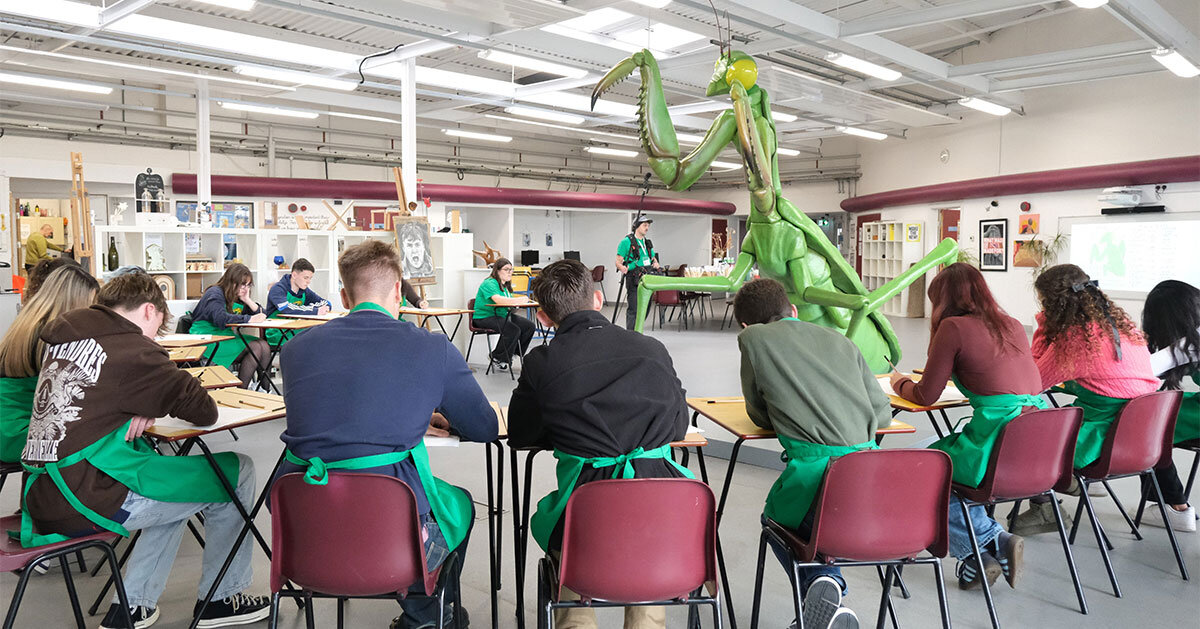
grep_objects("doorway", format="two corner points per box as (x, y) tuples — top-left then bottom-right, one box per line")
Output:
(938, 208), (961, 243)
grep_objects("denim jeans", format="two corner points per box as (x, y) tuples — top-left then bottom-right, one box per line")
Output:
(397, 488), (474, 629)
(947, 495), (1004, 560)
(111, 453), (256, 608)
(761, 514), (846, 599)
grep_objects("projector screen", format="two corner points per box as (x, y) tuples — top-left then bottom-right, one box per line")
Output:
(1066, 214), (1200, 295)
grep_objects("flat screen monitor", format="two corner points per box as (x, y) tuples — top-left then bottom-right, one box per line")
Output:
(520, 250), (540, 266)
(563, 251), (581, 261)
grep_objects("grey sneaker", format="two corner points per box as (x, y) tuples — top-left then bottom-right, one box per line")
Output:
(993, 534), (1025, 588)
(827, 607), (860, 629)
(1011, 500), (1072, 536)
(801, 576), (843, 628)
(957, 553), (1002, 590)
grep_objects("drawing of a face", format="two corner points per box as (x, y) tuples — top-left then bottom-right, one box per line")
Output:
(403, 233), (425, 271)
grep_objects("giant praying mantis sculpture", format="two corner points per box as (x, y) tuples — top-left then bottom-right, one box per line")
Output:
(591, 49), (958, 373)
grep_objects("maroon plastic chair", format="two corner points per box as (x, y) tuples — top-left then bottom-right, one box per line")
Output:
(1068, 390), (1187, 597)
(652, 290), (686, 331)
(538, 478), (720, 629)
(465, 298), (518, 379)
(952, 407), (1087, 628)
(268, 473), (462, 629)
(750, 449), (952, 629)
(2, 514), (132, 629)
(590, 266), (606, 302)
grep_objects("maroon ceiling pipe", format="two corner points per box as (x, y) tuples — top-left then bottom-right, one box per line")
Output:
(840, 155), (1200, 213)
(170, 174), (737, 216)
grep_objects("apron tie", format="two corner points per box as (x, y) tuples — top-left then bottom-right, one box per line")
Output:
(589, 446), (649, 478)
(301, 456), (329, 485)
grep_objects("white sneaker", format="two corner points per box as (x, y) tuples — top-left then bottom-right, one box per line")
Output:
(1142, 504), (1197, 532)
(1087, 483), (1109, 497)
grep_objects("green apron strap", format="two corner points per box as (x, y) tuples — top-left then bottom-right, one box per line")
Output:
(284, 449), (412, 485)
(929, 378), (1048, 488)
(1062, 380), (1130, 468)
(764, 437), (877, 529)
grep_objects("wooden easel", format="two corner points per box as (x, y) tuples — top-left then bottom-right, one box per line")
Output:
(69, 152), (95, 273)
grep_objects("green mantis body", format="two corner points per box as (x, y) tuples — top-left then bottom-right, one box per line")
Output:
(592, 49), (958, 373)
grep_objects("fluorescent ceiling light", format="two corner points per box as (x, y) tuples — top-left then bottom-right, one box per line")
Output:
(523, 90), (637, 117)
(220, 101), (318, 119)
(590, 136), (638, 145)
(777, 147), (801, 157)
(328, 111), (400, 124)
(482, 114), (634, 140)
(676, 133), (705, 143)
(443, 129), (513, 142)
(0, 0), (99, 27)
(478, 50), (589, 79)
(586, 146), (639, 158)
(195, 0), (256, 10)
(614, 22), (705, 52)
(410, 66), (516, 97)
(1068, 0), (1108, 8)
(0, 71), (112, 94)
(503, 106), (585, 125)
(772, 111), (798, 123)
(541, 8), (700, 58)
(711, 160), (742, 170)
(0, 45), (290, 89)
(669, 101), (727, 115)
(1152, 48), (1200, 78)
(836, 125), (887, 140)
(825, 53), (902, 82)
(958, 97), (1011, 116)
(545, 8), (633, 35)
(629, 0), (672, 7)
(234, 66), (357, 91)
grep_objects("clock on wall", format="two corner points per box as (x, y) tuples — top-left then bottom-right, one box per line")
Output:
(939, 149), (950, 164)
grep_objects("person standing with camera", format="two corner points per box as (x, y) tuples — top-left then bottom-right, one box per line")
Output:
(615, 215), (661, 330)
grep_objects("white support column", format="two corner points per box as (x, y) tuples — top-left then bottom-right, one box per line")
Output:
(267, 125), (276, 178)
(400, 58), (417, 211)
(196, 79), (212, 206)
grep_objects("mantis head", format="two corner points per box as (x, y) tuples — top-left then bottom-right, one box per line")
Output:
(706, 50), (757, 97)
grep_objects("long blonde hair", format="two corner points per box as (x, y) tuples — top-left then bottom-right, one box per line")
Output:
(0, 266), (99, 377)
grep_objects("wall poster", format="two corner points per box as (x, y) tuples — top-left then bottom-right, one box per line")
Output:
(980, 218), (1008, 272)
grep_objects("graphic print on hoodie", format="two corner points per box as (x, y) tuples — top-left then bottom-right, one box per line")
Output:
(24, 338), (108, 461)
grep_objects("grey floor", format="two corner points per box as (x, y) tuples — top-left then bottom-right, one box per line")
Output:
(3, 309), (1199, 628)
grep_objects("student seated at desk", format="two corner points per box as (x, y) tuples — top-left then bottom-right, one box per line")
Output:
(508, 259), (689, 629)
(19, 270), (268, 629)
(1012, 264), (1159, 535)
(890, 264), (1033, 592)
(189, 263), (271, 388)
(264, 258), (331, 318)
(1, 265), (98, 464)
(472, 257), (534, 370)
(734, 278), (889, 629)
(275, 240), (496, 629)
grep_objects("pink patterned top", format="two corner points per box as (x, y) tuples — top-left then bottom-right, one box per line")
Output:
(1031, 312), (1159, 399)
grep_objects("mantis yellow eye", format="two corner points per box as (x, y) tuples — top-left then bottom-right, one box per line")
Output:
(725, 58), (758, 89)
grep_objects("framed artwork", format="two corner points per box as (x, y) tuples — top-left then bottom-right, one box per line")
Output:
(394, 216), (436, 286)
(1018, 213), (1040, 236)
(905, 223), (922, 242)
(1013, 240), (1041, 268)
(980, 218), (1008, 272)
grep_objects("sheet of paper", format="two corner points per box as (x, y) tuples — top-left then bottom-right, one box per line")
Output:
(245, 319), (298, 328)
(154, 406), (265, 431)
(289, 312), (344, 320)
(686, 426), (705, 434)
(423, 436), (461, 448)
(876, 375), (967, 405)
(157, 334), (211, 341)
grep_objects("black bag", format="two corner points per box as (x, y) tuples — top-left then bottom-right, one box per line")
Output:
(176, 312), (194, 334)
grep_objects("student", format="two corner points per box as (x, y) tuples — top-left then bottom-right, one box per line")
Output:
(508, 258), (689, 629)
(264, 258), (331, 318)
(1012, 264), (1159, 534)
(734, 278), (888, 629)
(189, 263), (272, 388)
(890, 264), (1033, 591)
(275, 240), (496, 629)
(0, 265), (99, 464)
(472, 258), (535, 370)
(1139, 280), (1199, 532)
(403, 279), (428, 309)
(22, 257), (77, 303)
(19, 270), (268, 629)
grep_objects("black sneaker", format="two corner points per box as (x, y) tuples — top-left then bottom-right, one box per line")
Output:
(390, 604), (469, 629)
(99, 603), (160, 629)
(956, 553), (1001, 590)
(192, 592), (271, 628)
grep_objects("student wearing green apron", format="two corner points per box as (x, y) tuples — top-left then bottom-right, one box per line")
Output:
(1014, 265), (1160, 536)
(734, 278), (890, 629)
(188, 263), (272, 388)
(615, 215), (661, 330)
(891, 263), (1040, 591)
(508, 260), (689, 629)
(1141, 280), (1200, 532)
(472, 258), (535, 369)
(262, 258), (331, 345)
(273, 240), (497, 629)
(0, 264), (97, 464)
(19, 271), (269, 629)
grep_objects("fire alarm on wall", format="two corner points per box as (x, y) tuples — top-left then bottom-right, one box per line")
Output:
(1020, 201), (1032, 212)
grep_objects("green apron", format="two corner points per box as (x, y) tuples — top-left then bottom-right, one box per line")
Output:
(265, 292), (306, 346)
(189, 303), (250, 369)
(764, 435), (878, 529)
(530, 444), (694, 552)
(284, 441), (471, 552)
(1063, 380), (1129, 468)
(1174, 370), (1199, 444)
(930, 379), (1047, 488)
(17, 419), (239, 547)
(0, 376), (37, 463)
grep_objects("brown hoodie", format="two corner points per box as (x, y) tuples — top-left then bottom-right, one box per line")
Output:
(22, 305), (217, 535)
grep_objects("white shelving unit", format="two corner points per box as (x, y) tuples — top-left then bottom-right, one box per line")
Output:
(859, 220), (926, 317)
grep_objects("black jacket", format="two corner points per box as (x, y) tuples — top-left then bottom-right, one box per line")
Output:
(508, 309), (689, 546)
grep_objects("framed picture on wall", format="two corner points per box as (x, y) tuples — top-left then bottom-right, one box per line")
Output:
(980, 218), (1008, 272)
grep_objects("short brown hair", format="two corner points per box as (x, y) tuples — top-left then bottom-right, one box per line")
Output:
(25, 257), (78, 302)
(532, 259), (594, 323)
(734, 278), (793, 327)
(98, 270), (170, 335)
(339, 240), (402, 302)
(291, 258), (315, 274)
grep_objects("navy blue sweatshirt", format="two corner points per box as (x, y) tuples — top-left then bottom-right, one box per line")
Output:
(191, 286), (261, 329)
(274, 305), (498, 514)
(265, 273), (330, 317)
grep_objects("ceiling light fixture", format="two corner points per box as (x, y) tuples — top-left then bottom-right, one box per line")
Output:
(443, 128), (513, 142)
(327, 111), (400, 124)
(836, 125), (887, 140)
(586, 146), (639, 158)
(0, 71), (112, 94)
(523, 90), (637, 117)
(1151, 48), (1200, 78)
(676, 133), (705, 143)
(958, 97), (1012, 116)
(478, 50), (589, 79)
(194, 0), (256, 10)
(629, 0), (672, 7)
(0, 0), (99, 27)
(482, 114), (635, 140)
(772, 111), (798, 123)
(0, 45), (291, 89)
(711, 160), (743, 170)
(1068, 0), (1108, 8)
(825, 53), (903, 81)
(233, 66), (357, 91)
(777, 147), (801, 157)
(503, 106), (585, 125)
(220, 101), (318, 118)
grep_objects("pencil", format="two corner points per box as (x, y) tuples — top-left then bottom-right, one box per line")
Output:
(706, 398), (744, 404)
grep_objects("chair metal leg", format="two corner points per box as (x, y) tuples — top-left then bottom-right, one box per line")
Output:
(960, 498), (1000, 629)
(1101, 480), (1142, 540)
(1069, 492), (1085, 545)
(59, 554), (86, 629)
(1078, 477), (1121, 597)
(3, 559), (37, 629)
(1184, 450), (1200, 499)
(74, 550), (87, 574)
(89, 530), (141, 616)
(874, 566), (899, 629)
(269, 592), (282, 629)
(336, 597), (345, 629)
(932, 559), (951, 629)
(790, 561), (805, 629)
(1147, 470), (1190, 580)
(1046, 490), (1088, 614)
(750, 531), (768, 629)
(304, 592), (316, 629)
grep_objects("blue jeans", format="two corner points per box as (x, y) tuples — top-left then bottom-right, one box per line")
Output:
(112, 453), (256, 608)
(761, 514), (846, 598)
(397, 488), (473, 628)
(948, 495), (1004, 560)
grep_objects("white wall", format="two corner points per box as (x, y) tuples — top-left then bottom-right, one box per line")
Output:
(647, 214), (712, 271)
(568, 211), (634, 300)
(513, 208), (568, 266)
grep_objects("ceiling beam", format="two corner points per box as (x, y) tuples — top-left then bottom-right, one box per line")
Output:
(947, 40), (1156, 76)
(98, 0), (158, 27)
(990, 58), (1165, 91)
(839, 0), (1050, 38)
(1105, 0), (1200, 66)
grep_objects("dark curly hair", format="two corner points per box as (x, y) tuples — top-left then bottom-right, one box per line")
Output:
(1034, 264), (1139, 361)
(1142, 280), (1200, 389)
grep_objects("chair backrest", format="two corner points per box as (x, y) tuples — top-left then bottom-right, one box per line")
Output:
(1086, 390), (1183, 477)
(591, 265), (605, 282)
(655, 290), (681, 305)
(511, 272), (531, 293)
(467, 299), (492, 333)
(269, 473), (433, 597)
(807, 449), (951, 562)
(558, 479), (717, 603)
(980, 407), (1082, 499)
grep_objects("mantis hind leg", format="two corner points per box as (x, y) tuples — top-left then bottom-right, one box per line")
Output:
(786, 257), (852, 329)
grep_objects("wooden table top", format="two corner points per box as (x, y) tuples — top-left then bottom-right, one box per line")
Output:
(168, 346), (207, 364)
(492, 297), (538, 307)
(228, 318), (326, 331)
(398, 307), (474, 317)
(875, 374), (970, 412)
(492, 402), (508, 440)
(145, 389), (286, 441)
(157, 334), (234, 348)
(182, 365), (242, 389)
(278, 312), (346, 321)
(686, 397), (916, 439)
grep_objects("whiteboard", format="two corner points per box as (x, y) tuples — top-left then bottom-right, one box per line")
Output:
(1061, 212), (1200, 297)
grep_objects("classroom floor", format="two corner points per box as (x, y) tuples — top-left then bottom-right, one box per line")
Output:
(3, 312), (1198, 628)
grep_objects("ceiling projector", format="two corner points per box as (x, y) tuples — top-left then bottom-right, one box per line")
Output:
(1098, 187), (1143, 207)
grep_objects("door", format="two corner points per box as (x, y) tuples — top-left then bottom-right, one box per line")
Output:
(939, 208), (961, 242)
(855, 212), (881, 275)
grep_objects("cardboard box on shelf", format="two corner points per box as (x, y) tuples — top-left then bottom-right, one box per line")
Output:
(187, 274), (204, 299)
